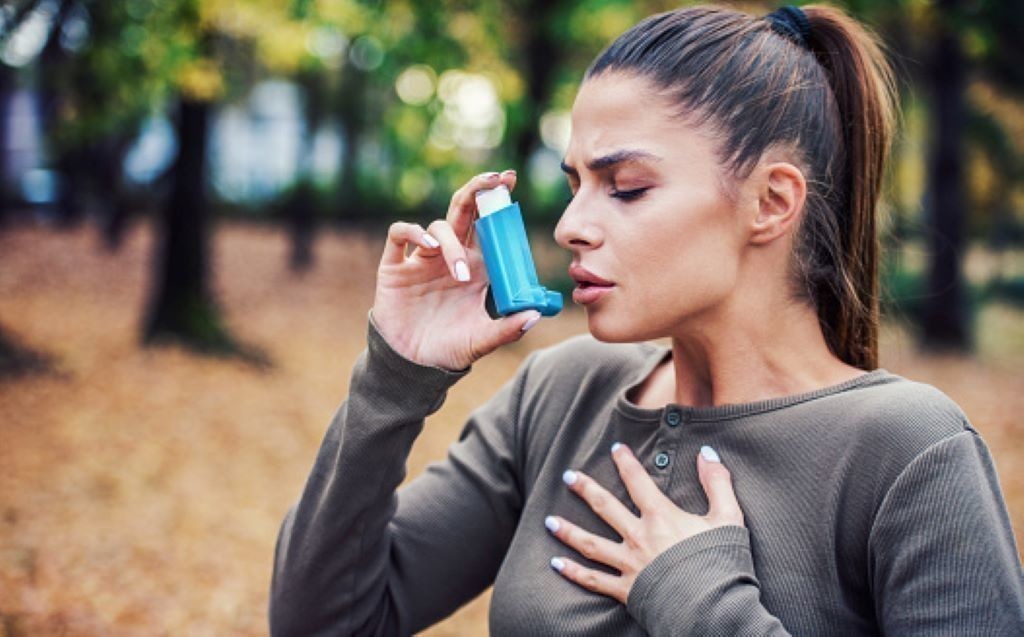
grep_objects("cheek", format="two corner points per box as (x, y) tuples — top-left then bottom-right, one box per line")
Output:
(639, 254), (735, 314)
(630, 209), (741, 313)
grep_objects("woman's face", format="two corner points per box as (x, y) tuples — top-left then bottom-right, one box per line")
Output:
(554, 71), (753, 343)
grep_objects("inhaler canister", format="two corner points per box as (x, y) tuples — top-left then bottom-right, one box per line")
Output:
(474, 185), (563, 317)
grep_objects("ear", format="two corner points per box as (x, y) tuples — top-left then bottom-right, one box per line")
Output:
(749, 162), (806, 245)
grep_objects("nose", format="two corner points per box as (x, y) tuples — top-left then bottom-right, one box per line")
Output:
(553, 195), (601, 251)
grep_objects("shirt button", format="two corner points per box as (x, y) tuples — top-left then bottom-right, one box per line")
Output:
(665, 410), (681, 427)
(654, 452), (670, 469)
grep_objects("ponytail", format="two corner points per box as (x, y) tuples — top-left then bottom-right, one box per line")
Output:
(803, 5), (897, 369)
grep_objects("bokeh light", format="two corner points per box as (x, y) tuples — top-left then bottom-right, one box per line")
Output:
(1, 0), (56, 67)
(306, 26), (348, 67)
(432, 71), (504, 151)
(540, 110), (572, 155)
(349, 35), (383, 71)
(395, 65), (437, 106)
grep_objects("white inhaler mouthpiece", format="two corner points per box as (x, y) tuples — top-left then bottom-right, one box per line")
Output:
(474, 184), (512, 218)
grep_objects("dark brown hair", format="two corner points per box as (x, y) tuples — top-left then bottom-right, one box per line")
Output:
(586, 5), (896, 369)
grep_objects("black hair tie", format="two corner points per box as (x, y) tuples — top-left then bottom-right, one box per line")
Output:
(766, 5), (812, 49)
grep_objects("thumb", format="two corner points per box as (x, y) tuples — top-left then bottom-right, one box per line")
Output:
(696, 445), (745, 527)
(473, 310), (542, 358)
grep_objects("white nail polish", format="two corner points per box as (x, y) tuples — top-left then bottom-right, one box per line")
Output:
(611, 442), (622, 453)
(422, 233), (440, 248)
(550, 557), (565, 572)
(700, 445), (721, 463)
(562, 470), (578, 486)
(545, 516), (560, 533)
(455, 260), (470, 282)
(521, 314), (541, 332)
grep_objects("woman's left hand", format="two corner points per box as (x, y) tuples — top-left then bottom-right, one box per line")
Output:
(545, 443), (745, 604)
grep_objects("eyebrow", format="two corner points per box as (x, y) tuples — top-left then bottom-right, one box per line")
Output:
(560, 149), (663, 176)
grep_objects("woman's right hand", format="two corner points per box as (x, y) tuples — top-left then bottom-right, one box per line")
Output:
(370, 170), (543, 372)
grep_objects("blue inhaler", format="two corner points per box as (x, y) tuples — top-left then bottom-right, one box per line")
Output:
(474, 185), (562, 318)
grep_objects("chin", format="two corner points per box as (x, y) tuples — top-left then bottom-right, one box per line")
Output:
(584, 310), (650, 344)
(584, 302), (682, 344)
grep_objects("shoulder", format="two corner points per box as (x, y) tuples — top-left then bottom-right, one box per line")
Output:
(843, 371), (971, 436)
(828, 370), (977, 482)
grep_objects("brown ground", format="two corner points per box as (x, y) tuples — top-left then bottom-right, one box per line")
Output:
(0, 221), (1021, 636)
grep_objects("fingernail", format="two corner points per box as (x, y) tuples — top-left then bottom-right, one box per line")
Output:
(544, 516), (560, 533)
(455, 260), (470, 282)
(611, 442), (622, 453)
(700, 445), (721, 463)
(484, 172), (500, 180)
(550, 557), (565, 572)
(502, 169), (516, 175)
(562, 469), (577, 486)
(521, 313), (541, 333)
(422, 233), (440, 248)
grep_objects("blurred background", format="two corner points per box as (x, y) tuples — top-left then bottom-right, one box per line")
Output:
(0, 0), (1021, 635)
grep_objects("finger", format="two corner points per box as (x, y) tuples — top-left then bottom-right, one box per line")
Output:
(446, 171), (503, 242)
(381, 222), (439, 266)
(562, 469), (638, 539)
(610, 443), (670, 514)
(549, 556), (629, 604)
(457, 169), (519, 250)
(426, 219), (472, 282)
(498, 168), (517, 193)
(544, 515), (631, 572)
(469, 311), (542, 360)
(696, 445), (744, 526)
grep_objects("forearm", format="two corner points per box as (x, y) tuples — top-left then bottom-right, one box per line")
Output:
(626, 526), (790, 637)
(269, 313), (469, 636)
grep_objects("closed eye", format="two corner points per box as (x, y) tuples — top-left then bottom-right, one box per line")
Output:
(611, 188), (648, 202)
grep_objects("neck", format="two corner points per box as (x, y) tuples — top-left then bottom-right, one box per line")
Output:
(664, 297), (863, 408)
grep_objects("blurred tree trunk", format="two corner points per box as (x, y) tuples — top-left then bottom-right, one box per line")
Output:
(922, 0), (970, 349)
(38, 0), (85, 228)
(143, 97), (231, 351)
(288, 181), (315, 271)
(513, 0), (559, 167)
(99, 136), (133, 250)
(288, 70), (326, 272)
(510, 0), (563, 221)
(0, 64), (11, 228)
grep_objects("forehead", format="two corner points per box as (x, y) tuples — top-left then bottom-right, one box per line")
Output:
(567, 72), (708, 165)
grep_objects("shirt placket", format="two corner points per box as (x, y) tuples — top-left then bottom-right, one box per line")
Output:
(648, 405), (684, 490)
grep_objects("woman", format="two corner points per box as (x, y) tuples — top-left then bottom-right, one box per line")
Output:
(269, 5), (1024, 635)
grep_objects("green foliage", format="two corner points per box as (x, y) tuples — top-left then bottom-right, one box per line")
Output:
(7, 0), (1023, 241)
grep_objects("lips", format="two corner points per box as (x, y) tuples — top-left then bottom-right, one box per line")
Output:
(568, 264), (615, 288)
(568, 263), (615, 306)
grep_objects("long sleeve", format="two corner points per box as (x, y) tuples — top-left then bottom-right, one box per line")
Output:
(869, 429), (1024, 634)
(625, 526), (790, 636)
(269, 310), (530, 636)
